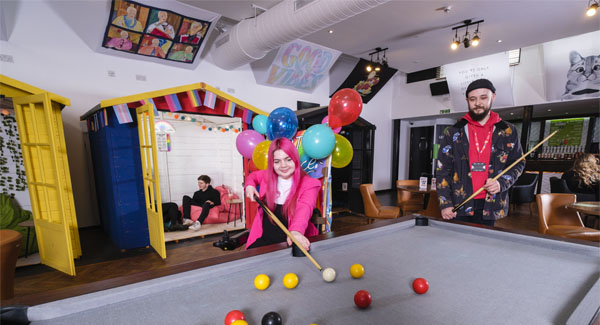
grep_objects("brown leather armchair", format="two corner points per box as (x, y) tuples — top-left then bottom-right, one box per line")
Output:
(396, 180), (425, 216)
(536, 193), (600, 242)
(360, 184), (400, 220)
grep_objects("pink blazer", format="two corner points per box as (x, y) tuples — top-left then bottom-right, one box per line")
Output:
(245, 170), (321, 249)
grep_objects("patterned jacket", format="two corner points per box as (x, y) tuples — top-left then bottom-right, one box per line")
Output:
(435, 118), (525, 220)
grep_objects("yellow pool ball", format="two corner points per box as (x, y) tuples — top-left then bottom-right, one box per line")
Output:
(350, 264), (365, 279)
(231, 320), (248, 325)
(254, 274), (270, 290)
(282, 273), (299, 289)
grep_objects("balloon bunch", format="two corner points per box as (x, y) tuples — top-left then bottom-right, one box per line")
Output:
(235, 89), (363, 176)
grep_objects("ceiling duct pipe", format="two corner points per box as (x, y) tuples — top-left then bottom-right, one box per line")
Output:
(211, 0), (390, 70)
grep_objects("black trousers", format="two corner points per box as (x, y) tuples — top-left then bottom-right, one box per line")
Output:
(162, 202), (181, 225)
(455, 199), (495, 227)
(182, 195), (214, 224)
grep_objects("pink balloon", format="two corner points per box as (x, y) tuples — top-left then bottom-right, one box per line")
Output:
(321, 116), (341, 134)
(236, 130), (264, 159)
(328, 88), (362, 128)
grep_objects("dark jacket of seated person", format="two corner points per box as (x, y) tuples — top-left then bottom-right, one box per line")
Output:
(183, 175), (222, 225)
(561, 153), (600, 201)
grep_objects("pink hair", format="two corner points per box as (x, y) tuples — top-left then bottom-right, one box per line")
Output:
(264, 137), (306, 218)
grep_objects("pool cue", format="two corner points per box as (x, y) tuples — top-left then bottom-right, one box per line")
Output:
(254, 195), (323, 271)
(452, 130), (558, 213)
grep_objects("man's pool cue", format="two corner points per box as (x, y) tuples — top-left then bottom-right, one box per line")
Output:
(452, 130), (558, 213)
(254, 195), (323, 271)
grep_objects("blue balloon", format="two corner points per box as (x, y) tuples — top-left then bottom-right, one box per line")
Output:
(302, 124), (335, 159)
(252, 115), (268, 135)
(266, 107), (298, 140)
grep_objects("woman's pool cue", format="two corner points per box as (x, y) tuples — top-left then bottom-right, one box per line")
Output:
(452, 130), (558, 213)
(254, 195), (323, 271)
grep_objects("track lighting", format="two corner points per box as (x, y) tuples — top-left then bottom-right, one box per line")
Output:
(587, 0), (598, 16)
(365, 47), (388, 73)
(451, 19), (484, 50)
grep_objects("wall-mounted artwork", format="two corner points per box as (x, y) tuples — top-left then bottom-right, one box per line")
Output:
(99, 0), (220, 68)
(252, 39), (341, 93)
(444, 51), (514, 111)
(543, 31), (600, 101)
(331, 58), (397, 103)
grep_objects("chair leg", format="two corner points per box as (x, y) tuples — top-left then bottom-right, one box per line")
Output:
(529, 202), (534, 217)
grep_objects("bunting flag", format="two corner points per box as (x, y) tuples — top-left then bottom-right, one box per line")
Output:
(242, 109), (253, 124)
(140, 98), (158, 115)
(112, 104), (133, 124)
(97, 111), (104, 128)
(165, 94), (183, 112)
(203, 90), (216, 109)
(225, 100), (236, 117)
(103, 108), (108, 126)
(187, 90), (202, 107)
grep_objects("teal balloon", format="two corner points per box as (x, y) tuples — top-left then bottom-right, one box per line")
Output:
(266, 107), (298, 140)
(302, 124), (335, 159)
(252, 115), (268, 135)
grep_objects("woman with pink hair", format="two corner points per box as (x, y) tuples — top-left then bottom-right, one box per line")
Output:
(245, 138), (321, 250)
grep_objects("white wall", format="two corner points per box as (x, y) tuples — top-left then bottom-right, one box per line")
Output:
(157, 114), (244, 206)
(0, 1), (394, 226)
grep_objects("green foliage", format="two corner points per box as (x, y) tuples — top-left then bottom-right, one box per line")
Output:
(0, 193), (38, 257)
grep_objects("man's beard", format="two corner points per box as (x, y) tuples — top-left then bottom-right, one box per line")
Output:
(468, 106), (491, 122)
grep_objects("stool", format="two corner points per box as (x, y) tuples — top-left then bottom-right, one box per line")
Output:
(1, 229), (23, 300)
(227, 199), (244, 226)
(17, 220), (35, 258)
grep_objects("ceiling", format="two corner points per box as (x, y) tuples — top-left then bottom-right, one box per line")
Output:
(179, 0), (599, 73)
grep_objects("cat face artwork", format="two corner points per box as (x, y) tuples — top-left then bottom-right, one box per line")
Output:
(562, 51), (600, 100)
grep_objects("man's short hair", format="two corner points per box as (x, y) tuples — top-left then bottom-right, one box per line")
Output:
(197, 175), (211, 184)
(466, 79), (496, 97)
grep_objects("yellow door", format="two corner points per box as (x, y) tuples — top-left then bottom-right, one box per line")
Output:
(12, 93), (81, 276)
(136, 103), (166, 259)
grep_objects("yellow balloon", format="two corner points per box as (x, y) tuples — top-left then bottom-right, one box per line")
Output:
(331, 134), (353, 168)
(252, 140), (271, 170)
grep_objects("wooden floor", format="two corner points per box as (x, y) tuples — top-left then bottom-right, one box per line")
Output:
(4, 191), (542, 306)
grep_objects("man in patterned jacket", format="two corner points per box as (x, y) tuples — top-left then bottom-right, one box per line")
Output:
(436, 79), (524, 226)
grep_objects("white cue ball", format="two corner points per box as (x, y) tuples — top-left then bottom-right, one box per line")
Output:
(322, 267), (336, 282)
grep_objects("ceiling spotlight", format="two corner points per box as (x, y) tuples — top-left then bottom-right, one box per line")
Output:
(450, 19), (484, 50)
(471, 24), (481, 46)
(328, 29), (334, 34)
(450, 30), (459, 50)
(366, 64), (373, 72)
(497, 39), (503, 43)
(587, 0), (598, 16)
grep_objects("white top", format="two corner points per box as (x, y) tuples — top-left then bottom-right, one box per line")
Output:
(276, 177), (293, 204)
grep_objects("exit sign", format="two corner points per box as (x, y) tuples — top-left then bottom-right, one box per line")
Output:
(440, 109), (451, 114)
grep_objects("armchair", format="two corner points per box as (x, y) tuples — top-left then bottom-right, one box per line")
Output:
(536, 193), (600, 242)
(360, 184), (400, 220)
(509, 172), (538, 217)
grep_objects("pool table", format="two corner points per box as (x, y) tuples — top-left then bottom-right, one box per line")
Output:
(22, 217), (600, 324)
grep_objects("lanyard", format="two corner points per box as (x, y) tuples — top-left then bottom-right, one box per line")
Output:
(473, 129), (492, 161)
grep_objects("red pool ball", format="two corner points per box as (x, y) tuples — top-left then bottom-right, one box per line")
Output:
(225, 310), (245, 325)
(412, 278), (429, 294)
(354, 290), (372, 309)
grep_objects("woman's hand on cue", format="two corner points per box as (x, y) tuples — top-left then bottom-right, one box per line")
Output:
(246, 186), (258, 201)
(288, 231), (310, 251)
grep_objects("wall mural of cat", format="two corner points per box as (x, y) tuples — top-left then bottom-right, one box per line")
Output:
(562, 51), (600, 100)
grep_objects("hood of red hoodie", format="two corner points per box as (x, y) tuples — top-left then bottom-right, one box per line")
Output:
(463, 111), (501, 129)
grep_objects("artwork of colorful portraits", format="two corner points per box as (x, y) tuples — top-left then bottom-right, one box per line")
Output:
(103, 0), (210, 63)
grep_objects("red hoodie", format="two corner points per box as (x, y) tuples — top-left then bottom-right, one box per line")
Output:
(463, 111), (501, 199)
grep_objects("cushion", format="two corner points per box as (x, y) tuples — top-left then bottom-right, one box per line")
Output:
(214, 185), (240, 212)
(177, 195), (243, 225)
